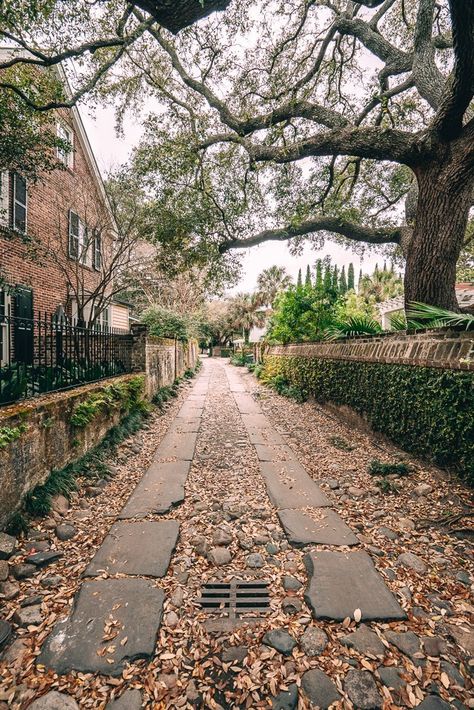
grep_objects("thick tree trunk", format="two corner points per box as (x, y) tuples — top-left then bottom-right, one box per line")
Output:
(404, 147), (474, 311)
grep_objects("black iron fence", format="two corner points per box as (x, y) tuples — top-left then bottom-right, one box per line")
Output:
(0, 312), (133, 406)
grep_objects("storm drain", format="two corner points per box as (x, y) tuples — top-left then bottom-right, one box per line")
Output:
(199, 580), (270, 619)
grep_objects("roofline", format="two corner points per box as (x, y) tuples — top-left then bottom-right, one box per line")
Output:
(55, 64), (119, 233)
(0, 48), (118, 233)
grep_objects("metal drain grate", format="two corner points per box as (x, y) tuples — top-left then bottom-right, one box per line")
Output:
(199, 580), (270, 619)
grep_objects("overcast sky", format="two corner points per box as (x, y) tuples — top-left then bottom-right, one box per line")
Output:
(81, 102), (382, 294)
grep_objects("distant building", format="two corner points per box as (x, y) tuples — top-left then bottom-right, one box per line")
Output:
(377, 283), (474, 329)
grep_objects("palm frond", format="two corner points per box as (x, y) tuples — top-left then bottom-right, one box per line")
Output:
(406, 302), (474, 330)
(324, 316), (383, 340)
(388, 312), (407, 331)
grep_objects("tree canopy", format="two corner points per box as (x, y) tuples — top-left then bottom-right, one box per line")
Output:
(1, 1), (473, 308)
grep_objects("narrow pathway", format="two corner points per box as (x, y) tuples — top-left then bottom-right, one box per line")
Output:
(2, 358), (472, 709)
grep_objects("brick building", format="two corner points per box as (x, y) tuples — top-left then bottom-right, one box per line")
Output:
(0, 58), (130, 366)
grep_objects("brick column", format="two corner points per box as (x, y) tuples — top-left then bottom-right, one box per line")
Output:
(130, 323), (148, 373)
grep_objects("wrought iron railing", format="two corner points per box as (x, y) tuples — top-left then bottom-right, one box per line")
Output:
(0, 312), (133, 406)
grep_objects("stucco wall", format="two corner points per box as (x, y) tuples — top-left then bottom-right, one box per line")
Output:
(130, 325), (198, 398)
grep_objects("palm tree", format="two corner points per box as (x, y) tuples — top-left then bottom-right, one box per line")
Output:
(229, 292), (266, 344)
(359, 267), (403, 303)
(256, 265), (292, 307)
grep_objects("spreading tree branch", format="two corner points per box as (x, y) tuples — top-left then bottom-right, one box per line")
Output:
(245, 126), (423, 165)
(0, 17), (155, 111)
(432, 0), (474, 139)
(219, 217), (402, 251)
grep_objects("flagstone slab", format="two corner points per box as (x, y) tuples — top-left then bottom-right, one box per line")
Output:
(254, 444), (296, 462)
(233, 393), (262, 414)
(177, 403), (204, 418)
(118, 461), (190, 519)
(261, 463), (330, 509)
(304, 551), (406, 621)
(191, 388), (208, 396)
(174, 418), (201, 433)
(246, 428), (286, 446)
(278, 508), (359, 547)
(155, 429), (198, 461)
(38, 578), (164, 676)
(241, 413), (270, 429)
(260, 459), (310, 481)
(85, 521), (179, 578)
(186, 395), (206, 404)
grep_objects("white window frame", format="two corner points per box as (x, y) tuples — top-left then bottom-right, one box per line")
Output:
(78, 220), (90, 266)
(57, 122), (74, 169)
(68, 210), (80, 259)
(93, 230), (102, 271)
(71, 300), (109, 330)
(69, 210), (91, 266)
(0, 290), (11, 365)
(13, 173), (27, 233)
(0, 172), (9, 226)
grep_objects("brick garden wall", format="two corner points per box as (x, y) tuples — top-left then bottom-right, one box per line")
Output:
(0, 328), (199, 528)
(260, 328), (473, 481)
(130, 325), (198, 398)
(264, 328), (473, 370)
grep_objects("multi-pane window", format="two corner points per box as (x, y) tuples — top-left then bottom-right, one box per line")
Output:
(0, 172), (9, 226)
(13, 174), (27, 233)
(68, 210), (80, 258)
(68, 210), (90, 265)
(71, 300), (110, 330)
(93, 231), (102, 270)
(57, 123), (74, 168)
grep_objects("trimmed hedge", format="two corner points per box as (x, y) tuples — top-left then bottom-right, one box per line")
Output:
(262, 355), (474, 484)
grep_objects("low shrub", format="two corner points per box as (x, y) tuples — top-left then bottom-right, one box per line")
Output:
(329, 435), (355, 452)
(262, 371), (308, 403)
(376, 478), (400, 495)
(231, 352), (253, 367)
(262, 354), (474, 484)
(369, 459), (411, 476)
(253, 363), (264, 379)
(152, 384), (177, 409)
(5, 511), (29, 536)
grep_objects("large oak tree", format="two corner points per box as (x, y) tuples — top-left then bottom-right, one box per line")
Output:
(2, 0), (473, 308)
(119, 0), (473, 310)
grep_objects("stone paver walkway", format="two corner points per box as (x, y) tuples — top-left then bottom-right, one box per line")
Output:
(1, 358), (472, 709)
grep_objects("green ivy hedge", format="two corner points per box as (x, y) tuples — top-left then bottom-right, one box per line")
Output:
(263, 355), (474, 484)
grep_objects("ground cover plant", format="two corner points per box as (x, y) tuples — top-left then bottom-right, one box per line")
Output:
(261, 354), (474, 484)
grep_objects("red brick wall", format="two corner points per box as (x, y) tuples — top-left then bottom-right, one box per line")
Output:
(0, 107), (113, 317)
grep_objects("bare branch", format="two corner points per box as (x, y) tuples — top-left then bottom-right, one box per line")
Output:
(335, 16), (412, 75)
